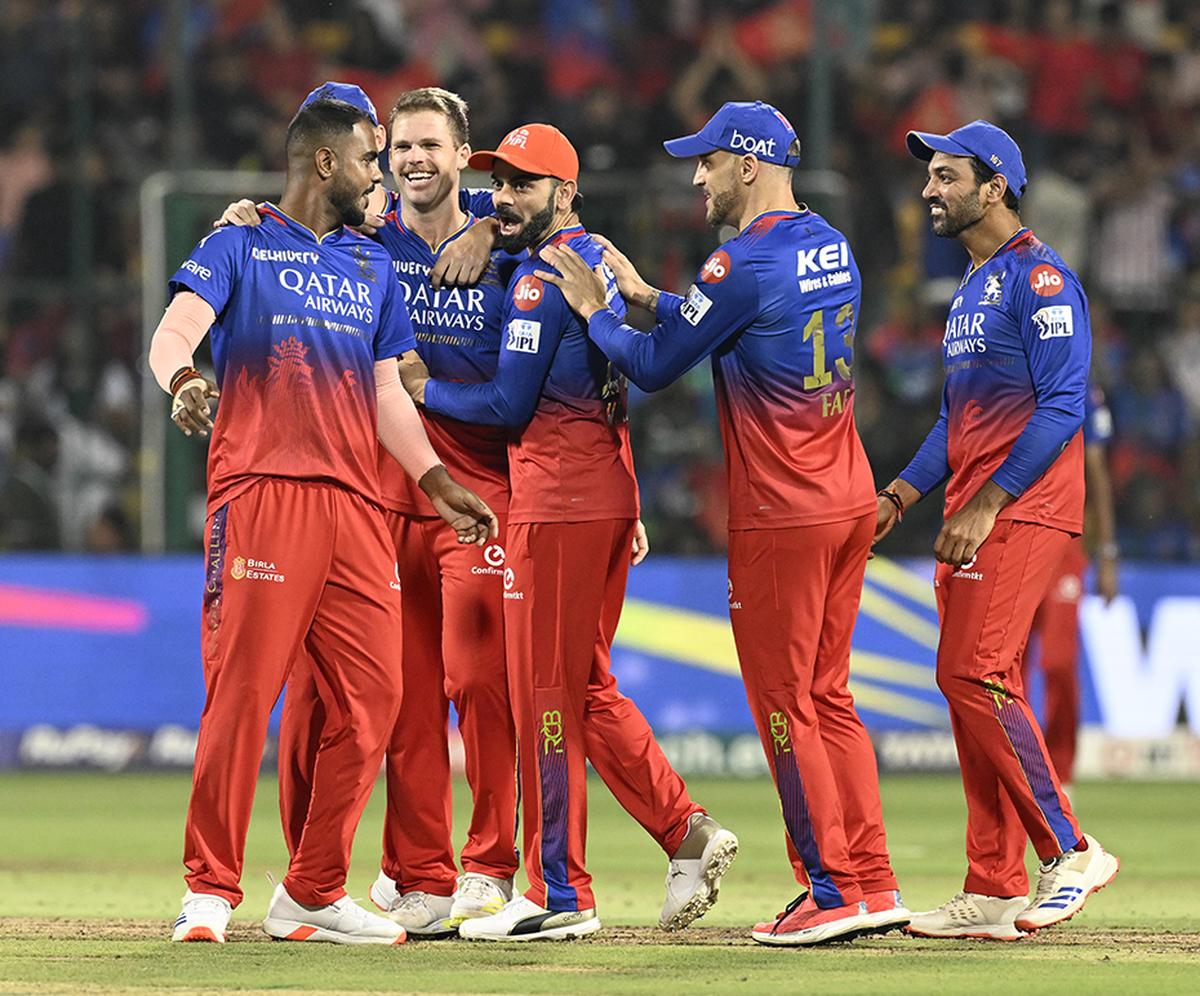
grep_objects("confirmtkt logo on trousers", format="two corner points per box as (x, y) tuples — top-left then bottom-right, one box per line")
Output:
(503, 566), (524, 600)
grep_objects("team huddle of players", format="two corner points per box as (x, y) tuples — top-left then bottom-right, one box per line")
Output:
(150, 80), (1119, 948)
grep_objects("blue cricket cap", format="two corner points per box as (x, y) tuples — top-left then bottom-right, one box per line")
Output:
(907, 119), (1027, 196)
(664, 100), (801, 167)
(299, 81), (379, 127)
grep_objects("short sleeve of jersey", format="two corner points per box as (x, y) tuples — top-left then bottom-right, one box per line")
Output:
(460, 187), (496, 218)
(375, 262), (418, 360)
(168, 226), (248, 316)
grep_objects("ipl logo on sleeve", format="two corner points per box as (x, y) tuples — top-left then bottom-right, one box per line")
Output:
(505, 318), (541, 354)
(680, 285), (713, 326)
(1032, 305), (1074, 339)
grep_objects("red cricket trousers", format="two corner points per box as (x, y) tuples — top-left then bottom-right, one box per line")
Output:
(934, 520), (1083, 898)
(505, 519), (702, 912)
(1024, 538), (1087, 783)
(278, 512), (518, 896)
(728, 513), (897, 909)
(184, 478), (402, 908)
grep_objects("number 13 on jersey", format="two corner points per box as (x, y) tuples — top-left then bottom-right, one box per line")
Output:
(802, 302), (855, 391)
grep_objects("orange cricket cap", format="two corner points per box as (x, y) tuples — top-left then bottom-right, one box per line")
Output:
(468, 123), (579, 183)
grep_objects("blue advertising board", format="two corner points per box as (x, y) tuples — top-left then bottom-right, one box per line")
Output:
(2, 555), (1198, 772)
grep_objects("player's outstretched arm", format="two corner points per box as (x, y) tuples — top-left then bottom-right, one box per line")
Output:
(148, 291), (220, 437)
(539, 242), (750, 393)
(431, 217), (498, 288)
(592, 234), (661, 312)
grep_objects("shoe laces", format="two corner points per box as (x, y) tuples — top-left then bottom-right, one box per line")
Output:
(457, 875), (502, 904)
(392, 891), (432, 916)
(774, 892), (809, 926)
(1032, 855), (1067, 904)
(331, 896), (376, 928)
(940, 892), (977, 920)
(186, 894), (230, 916)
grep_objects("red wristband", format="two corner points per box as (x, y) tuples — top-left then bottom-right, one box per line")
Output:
(170, 366), (202, 395)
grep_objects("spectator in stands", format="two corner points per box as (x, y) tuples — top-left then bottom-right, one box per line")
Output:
(0, 412), (61, 550)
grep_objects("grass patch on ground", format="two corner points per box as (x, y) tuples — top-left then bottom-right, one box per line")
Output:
(0, 773), (1196, 993)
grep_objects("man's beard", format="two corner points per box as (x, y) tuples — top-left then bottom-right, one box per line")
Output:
(496, 197), (556, 253)
(331, 175), (370, 228)
(706, 186), (739, 228)
(930, 193), (984, 238)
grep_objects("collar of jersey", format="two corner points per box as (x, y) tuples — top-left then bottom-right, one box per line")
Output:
(536, 224), (586, 254)
(963, 226), (1033, 281)
(740, 208), (809, 231)
(260, 202), (350, 244)
(390, 208), (476, 256)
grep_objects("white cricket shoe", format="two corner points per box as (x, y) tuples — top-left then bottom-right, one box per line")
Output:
(368, 870), (400, 912)
(172, 890), (231, 942)
(450, 872), (514, 924)
(905, 892), (1028, 941)
(1015, 834), (1120, 933)
(659, 813), (739, 930)
(458, 895), (601, 941)
(369, 871), (456, 938)
(261, 882), (406, 944)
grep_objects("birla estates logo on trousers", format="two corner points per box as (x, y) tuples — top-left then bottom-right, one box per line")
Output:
(230, 556), (285, 583)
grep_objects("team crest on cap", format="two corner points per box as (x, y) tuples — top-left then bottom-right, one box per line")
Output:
(504, 128), (530, 149)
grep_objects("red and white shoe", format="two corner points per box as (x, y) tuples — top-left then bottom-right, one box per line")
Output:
(860, 888), (911, 935)
(751, 893), (870, 946)
(261, 883), (406, 944)
(172, 890), (231, 942)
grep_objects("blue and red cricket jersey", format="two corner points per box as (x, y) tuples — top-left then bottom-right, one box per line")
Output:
(373, 207), (520, 514)
(423, 226), (639, 523)
(169, 203), (416, 514)
(588, 209), (876, 529)
(900, 228), (1091, 532)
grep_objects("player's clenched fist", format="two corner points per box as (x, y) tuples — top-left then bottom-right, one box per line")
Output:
(419, 465), (499, 546)
(169, 366), (219, 437)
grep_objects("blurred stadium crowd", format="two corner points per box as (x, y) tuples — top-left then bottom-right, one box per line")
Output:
(2, 0), (1200, 558)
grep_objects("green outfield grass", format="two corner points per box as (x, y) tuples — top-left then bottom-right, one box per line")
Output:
(0, 772), (1196, 994)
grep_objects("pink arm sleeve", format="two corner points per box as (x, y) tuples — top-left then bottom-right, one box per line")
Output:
(375, 358), (442, 483)
(148, 292), (216, 392)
